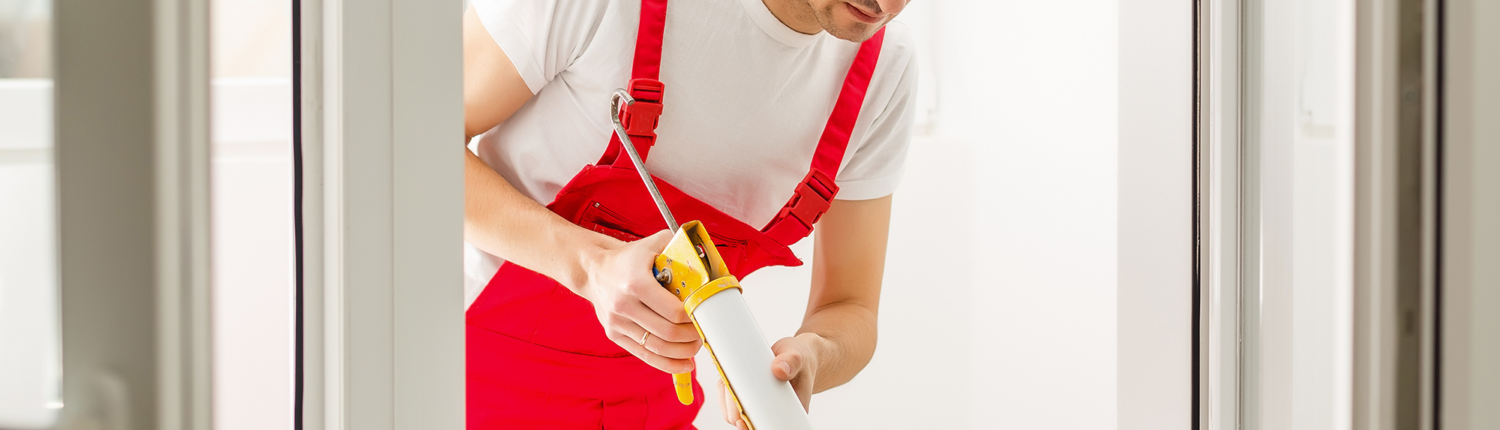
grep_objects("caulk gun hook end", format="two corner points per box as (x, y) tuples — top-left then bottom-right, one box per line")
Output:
(611, 89), (635, 114)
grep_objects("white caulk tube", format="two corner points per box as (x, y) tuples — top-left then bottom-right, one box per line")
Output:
(693, 289), (814, 430)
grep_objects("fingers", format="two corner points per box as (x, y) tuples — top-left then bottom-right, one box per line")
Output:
(633, 320), (701, 360)
(621, 299), (700, 343)
(608, 328), (694, 374)
(604, 293), (698, 361)
(634, 276), (693, 324)
(643, 333), (701, 360)
(769, 337), (804, 381)
(637, 327), (701, 360)
(719, 378), (738, 426)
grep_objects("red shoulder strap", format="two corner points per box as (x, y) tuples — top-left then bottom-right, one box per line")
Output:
(631, 0), (668, 80)
(761, 28), (886, 244)
(810, 28), (885, 181)
(598, 0), (670, 167)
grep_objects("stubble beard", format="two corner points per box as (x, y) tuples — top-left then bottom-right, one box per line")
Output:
(810, 0), (883, 42)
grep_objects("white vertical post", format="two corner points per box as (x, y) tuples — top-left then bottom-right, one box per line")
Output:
(302, 0), (465, 427)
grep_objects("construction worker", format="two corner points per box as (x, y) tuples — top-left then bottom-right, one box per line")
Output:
(461, 0), (915, 428)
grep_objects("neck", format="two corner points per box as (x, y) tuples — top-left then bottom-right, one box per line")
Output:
(761, 0), (822, 35)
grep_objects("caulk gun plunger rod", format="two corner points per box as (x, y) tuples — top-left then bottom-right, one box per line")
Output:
(611, 89), (680, 233)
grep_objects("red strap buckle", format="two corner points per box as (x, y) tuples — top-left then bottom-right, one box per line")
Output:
(605, 79), (665, 166)
(620, 79), (664, 137)
(762, 169), (840, 242)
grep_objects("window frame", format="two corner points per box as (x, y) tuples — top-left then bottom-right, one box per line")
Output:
(1197, 1), (1242, 429)
(1197, 0), (1442, 428)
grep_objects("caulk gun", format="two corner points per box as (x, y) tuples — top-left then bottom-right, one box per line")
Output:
(611, 90), (815, 430)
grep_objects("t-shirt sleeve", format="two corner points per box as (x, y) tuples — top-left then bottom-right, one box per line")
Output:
(470, 0), (611, 94)
(833, 35), (919, 201)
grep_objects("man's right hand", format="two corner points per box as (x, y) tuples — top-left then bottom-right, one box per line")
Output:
(577, 230), (703, 374)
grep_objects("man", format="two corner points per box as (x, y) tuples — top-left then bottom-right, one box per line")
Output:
(461, 0), (915, 428)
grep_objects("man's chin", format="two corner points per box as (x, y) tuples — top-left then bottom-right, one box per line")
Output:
(813, 3), (887, 42)
(823, 22), (882, 42)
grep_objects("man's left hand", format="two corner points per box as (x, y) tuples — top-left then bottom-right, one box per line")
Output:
(718, 333), (824, 429)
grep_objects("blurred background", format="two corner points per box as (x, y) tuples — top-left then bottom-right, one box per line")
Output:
(2, 0), (1495, 429)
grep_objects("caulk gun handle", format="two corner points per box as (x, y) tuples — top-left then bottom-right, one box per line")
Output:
(652, 259), (700, 406)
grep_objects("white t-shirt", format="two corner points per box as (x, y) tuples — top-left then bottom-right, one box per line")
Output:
(466, 0), (918, 305)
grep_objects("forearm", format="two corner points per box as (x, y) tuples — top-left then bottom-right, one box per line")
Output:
(796, 300), (879, 393)
(794, 196), (891, 393)
(463, 150), (619, 292)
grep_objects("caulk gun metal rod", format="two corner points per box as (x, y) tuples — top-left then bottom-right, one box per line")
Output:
(611, 89), (680, 233)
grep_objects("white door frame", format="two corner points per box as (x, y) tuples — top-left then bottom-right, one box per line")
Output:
(296, 0), (466, 428)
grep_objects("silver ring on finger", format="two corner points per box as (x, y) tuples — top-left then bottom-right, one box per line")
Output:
(639, 330), (650, 347)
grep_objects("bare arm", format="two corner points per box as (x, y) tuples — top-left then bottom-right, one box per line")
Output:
(461, 5), (699, 373)
(461, 6), (600, 296)
(795, 194), (891, 392)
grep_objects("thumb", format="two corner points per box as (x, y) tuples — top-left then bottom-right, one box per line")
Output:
(641, 229), (674, 250)
(770, 338), (804, 381)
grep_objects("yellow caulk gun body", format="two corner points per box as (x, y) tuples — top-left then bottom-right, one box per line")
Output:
(652, 222), (812, 430)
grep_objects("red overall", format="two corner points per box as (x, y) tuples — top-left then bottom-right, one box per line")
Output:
(465, 0), (885, 427)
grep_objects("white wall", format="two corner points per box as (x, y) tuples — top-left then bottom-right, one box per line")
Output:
(695, 1), (1123, 428)
(1117, 0), (1193, 428)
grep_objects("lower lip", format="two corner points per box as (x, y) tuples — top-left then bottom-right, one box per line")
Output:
(844, 3), (883, 24)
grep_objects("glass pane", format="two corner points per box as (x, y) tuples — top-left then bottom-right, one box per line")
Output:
(0, 0), (61, 428)
(210, 0), (293, 428)
(1242, 0), (1355, 429)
